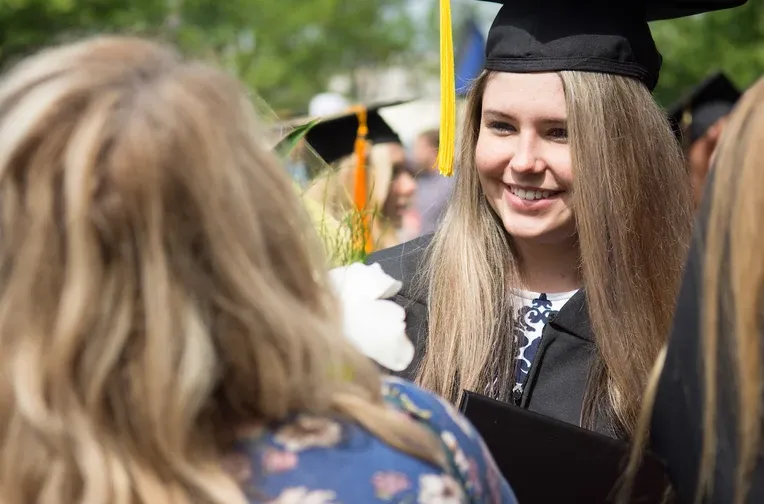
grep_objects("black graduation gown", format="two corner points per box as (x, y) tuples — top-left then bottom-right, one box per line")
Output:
(366, 235), (617, 438)
(650, 172), (764, 503)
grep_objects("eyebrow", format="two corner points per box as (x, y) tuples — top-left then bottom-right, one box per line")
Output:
(483, 108), (567, 125)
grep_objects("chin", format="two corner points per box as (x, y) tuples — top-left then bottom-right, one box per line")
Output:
(508, 230), (570, 246)
(499, 213), (576, 245)
(385, 216), (403, 229)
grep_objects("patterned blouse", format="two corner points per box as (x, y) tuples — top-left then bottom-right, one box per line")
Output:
(225, 377), (518, 503)
(511, 289), (579, 394)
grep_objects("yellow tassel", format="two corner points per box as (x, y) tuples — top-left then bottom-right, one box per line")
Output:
(438, 0), (456, 177)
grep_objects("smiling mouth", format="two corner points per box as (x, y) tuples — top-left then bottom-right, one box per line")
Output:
(509, 186), (562, 201)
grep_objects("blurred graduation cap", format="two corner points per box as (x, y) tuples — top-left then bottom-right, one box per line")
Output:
(668, 72), (741, 147)
(301, 100), (407, 166)
(288, 100), (409, 254)
(435, 0), (748, 176)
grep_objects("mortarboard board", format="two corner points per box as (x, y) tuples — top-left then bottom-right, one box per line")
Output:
(300, 100), (407, 166)
(292, 100), (409, 254)
(667, 72), (741, 147)
(436, 0), (749, 176)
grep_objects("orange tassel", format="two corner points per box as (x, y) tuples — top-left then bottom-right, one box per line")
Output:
(350, 106), (372, 254)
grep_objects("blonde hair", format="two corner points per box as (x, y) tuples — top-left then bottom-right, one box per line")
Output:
(298, 184), (352, 267)
(305, 143), (400, 250)
(0, 36), (442, 504)
(624, 75), (764, 504)
(699, 77), (764, 504)
(418, 70), (692, 437)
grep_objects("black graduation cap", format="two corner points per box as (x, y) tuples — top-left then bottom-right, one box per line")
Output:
(300, 101), (407, 165)
(475, 0), (747, 91)
(667, 72), (741, 146)
(434, 0), (747, 177)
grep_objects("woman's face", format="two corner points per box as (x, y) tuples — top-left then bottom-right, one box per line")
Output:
(382, 143), (416, 227)
(475, 72), (576, 245)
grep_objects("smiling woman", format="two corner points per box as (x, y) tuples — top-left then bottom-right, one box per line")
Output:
(361, 0), (752, 442)
(477, 72), (576, 252)
(383, 66), (691, 440)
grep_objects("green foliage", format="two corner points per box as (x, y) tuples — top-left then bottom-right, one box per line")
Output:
(274, 119), (321, 159)
(0, 0), (416, 112)
(0, 1), (400, 267)
(336, 210), (375, 265)
(650, 1), (764, 107)
(274, 117), (369, 266)
(297, 165), (379, 266)
(218, 0), (416, 112)
(0, 0), (166, 69)
(298, 178), (376, 267)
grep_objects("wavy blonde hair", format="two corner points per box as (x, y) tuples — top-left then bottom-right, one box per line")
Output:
(0, 36), (443, 504)
(418, 70), (692, 437)
(305, 144), (400, 250)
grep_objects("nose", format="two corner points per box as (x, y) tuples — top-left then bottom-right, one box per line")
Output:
(509, 133), (542, 174)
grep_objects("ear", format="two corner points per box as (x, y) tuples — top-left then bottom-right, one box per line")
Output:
(706, 116), (732, 172)
(706, 115), (730, 144)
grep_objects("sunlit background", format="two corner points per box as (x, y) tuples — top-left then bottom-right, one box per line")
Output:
(2, 0), (761, 146)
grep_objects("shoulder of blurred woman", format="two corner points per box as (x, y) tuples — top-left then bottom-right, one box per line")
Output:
(380, 376), (475, 436)
(225, 376), (517, 504)
(380, 376), (518, 503)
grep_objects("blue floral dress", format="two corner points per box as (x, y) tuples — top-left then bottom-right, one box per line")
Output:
(225, 377), (518, 503)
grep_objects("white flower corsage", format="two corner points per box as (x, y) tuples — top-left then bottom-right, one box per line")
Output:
(327, 262), (414, 372)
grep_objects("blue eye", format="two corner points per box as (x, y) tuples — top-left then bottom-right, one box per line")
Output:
(547, 128), (568, 141)
(488, 121), (515, 133)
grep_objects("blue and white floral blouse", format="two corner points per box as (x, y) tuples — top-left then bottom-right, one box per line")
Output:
(225, 377), (518, 503)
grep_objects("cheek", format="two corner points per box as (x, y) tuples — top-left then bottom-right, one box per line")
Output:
(687, 141), (709, 170)
(555, 155), (575, 185)
(392, 174), (415, 197)
(475, 131), (509, 179)
(546, 146), (574, 186)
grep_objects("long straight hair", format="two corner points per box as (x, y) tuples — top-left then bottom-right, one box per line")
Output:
(418, 70), (692, 437)
(0, 36), (443, 504)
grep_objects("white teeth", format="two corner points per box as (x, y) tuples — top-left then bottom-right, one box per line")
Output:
(510, 187), (556, 200)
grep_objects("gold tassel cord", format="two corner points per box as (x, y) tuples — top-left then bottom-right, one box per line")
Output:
(681, 108), (693, 130)
(438, 0), (456, 177)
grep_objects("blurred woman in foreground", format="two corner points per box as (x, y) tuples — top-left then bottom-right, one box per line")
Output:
(0, 36), (513, 503)
(623, 76), (764, 504)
